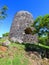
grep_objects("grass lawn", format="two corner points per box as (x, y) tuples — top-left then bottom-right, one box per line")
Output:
(0, 42), (32, 65)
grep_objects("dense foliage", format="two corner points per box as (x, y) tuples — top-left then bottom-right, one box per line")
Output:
(2, 32), (9, 37)
(32, 14), (49, 45)
(31, 14), (49, 58)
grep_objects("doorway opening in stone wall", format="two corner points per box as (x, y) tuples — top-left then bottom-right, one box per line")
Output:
(24, 27), (33, 34)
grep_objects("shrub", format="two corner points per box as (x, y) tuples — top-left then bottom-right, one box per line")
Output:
(38, 36), (48, 45)
(2, 32), (9, 37)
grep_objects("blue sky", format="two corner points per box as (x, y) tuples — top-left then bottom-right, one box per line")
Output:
(0, 0), (49, 37)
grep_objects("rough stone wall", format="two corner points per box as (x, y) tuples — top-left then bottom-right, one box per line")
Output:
(23, 34), (38, 44)
(9, 11), (38, 43)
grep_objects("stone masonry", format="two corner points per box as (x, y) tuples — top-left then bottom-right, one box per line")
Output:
(9, 11), (38, 43)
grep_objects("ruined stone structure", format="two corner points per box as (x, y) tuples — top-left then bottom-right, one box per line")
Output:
(9, 11), (38, 43)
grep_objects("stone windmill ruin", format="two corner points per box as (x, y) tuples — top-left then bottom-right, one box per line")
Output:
(9, 11), (38, 43)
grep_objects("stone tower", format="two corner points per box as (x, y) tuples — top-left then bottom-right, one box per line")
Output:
(9, 11), (38, 43)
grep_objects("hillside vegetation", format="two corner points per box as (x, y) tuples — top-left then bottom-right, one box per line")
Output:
(0, 38), (49, 65)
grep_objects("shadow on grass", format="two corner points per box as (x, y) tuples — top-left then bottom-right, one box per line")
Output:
(22, 43), (49, 59)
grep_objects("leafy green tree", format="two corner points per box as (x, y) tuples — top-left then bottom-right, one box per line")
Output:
(2, 32), (9, 37)
(32, 14), (49, 45)
(0, 5), (8, 20)
(31, 14), (49, 58)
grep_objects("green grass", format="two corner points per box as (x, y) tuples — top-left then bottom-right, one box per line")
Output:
(0, 42), (30, 65)
(0, 39), (49, 65)
(0, 58), (12, 65)
(12, 54), (28, 65)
